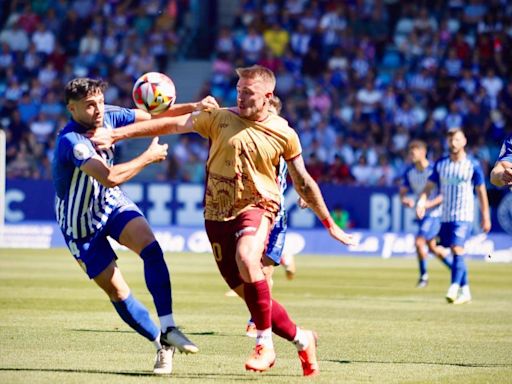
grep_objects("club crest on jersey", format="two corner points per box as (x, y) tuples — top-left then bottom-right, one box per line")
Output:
(73, 143), (93, 160)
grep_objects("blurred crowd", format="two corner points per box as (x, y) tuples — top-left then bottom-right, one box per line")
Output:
(204, 0), (512, 187)
(0, 0), (183, 179)
(1, 0), (512, 187)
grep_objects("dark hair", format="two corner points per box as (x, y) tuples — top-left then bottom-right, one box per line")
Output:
(446, 127), (465, 137)
(65, 78), (108, 104)
(408, 139), (426, 150)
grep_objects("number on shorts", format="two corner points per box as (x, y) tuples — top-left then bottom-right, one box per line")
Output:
(212, 242), (222, 262)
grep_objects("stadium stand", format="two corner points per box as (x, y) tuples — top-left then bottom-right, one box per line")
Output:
(1, 0), (511, 187)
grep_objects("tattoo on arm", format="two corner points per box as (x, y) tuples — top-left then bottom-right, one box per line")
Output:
(287, 156), (330, 219)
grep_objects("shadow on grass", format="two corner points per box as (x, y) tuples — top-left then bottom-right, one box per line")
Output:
(72, 329), (246, 337)
(0, 367), (271, 380)
(327, 359), (512, 368)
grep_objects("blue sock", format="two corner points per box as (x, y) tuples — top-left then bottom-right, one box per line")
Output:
(112, 293), (160, 341)
(440, 256), (453, 269)
(140, 241), (173, 317)
(418, 258), (427, 278)
(452, 255), (467, 285)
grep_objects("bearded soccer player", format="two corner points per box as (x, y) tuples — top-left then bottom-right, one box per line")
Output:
(53, 78), (218, 374)
(417, 128), (491, 304)
(89, 66), (355, 376)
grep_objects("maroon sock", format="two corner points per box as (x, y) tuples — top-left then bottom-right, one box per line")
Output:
(243, 280), (271, 330)
(271, 299), (297, 341)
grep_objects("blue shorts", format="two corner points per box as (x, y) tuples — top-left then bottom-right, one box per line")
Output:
(417, 215), (441, 241)
(438, 222), (472, 248)
(62, 204), (143, 279)
(265, 213), (287, 265)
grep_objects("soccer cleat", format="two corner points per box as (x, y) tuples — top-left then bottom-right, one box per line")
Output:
(153, 345), (175, 375)
(246, 321), (257, 338)
(161, 327), (199, 354)
(298, 330), (319, 377)
(445, 284), (459, 303)
(453, 294), (472, 305)
(283, 254), (296, 280)
(416, 278), (428, 288)
(245, 344), (276, 372)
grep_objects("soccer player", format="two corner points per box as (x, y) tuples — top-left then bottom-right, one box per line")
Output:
(400, 140), (452, 288)
(52, 78), (218, 374)
(244, 95), (295, 338)
(89, 65), (356, 376)
(490, 136), (512, 188)
(416, 128), (491, 304)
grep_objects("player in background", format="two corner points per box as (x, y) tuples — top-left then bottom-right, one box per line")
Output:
(53, 78), (218, 374)
(400, 140), (452, 288)
(89, 65), (356, 376)
(416, 128), (491, 304)
(490, 136), (512, 188)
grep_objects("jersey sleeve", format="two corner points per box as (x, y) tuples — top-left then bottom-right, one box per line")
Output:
(60, 133), (97, 168)
(283, 128), (302, 161)
(190, 109), (217, 139)
(105, 105), (136, 128)
(497, 137), (512, 163)
(472, 159), (485, 186)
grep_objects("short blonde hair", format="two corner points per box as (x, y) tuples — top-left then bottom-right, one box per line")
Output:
(235, 65), (276, 92)
(269, 95), (282, 114)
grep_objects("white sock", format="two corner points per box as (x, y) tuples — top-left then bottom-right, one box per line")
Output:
(293, 328), (309, 351)
(159, 314), (176, 332)
(461, 285), (471, 297)
(256, 328), (273, 348)
(152, 336), (162, 351)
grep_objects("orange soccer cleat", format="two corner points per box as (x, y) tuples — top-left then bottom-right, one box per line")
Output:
(298, 330), (319, 376)
(245, 344), (276, 372)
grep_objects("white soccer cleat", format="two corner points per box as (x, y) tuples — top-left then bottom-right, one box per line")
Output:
(153, 345), (175, 375)
(161, 327), (199, 354)
(453, 294), (472, 305)
(446, 284), (460, 303)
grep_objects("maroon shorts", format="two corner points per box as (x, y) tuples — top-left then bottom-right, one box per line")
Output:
(205, 208), (270, 289)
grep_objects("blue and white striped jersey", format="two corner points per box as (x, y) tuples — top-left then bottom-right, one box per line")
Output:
(429, 155), (485, 223)
(402, 163), (441, 218)
(52, 105), (135, 239)
(497, 136), (512, 163)
(275, 158), (288, 221)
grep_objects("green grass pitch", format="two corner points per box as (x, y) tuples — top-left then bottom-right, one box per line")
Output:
(0, 248), (511, 383)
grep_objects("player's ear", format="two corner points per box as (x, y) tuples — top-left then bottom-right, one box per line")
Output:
(67, 102), (75, 115)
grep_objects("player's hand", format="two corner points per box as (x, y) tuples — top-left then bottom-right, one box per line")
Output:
(195, 95), (220, 111)
(328, 225), (357, 246)
(416, 202), (426, 220)
(297, 197), (308, 209)
(501, 167), (512, 185)
(87, 128), (114, 150)
(481, 216), (491, 233)
(146, 137), (168, 163)
(401, 197), (415, 208)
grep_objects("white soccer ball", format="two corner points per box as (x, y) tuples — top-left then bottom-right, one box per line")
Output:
(132, 72), (176, 115)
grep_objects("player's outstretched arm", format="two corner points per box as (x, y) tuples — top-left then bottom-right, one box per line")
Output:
(81, 137), (167, 187)
(475, 184), (491, 233)
(415, 181), (436, 219)
(89, 114), (194, 150)
(490, 161), (512, 187)
(399, 186), (415, 208)
(286, 155), (356, 246)
(133, 95), (220, 121)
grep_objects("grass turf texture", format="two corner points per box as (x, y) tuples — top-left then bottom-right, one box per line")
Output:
(0, 248), (511, 384)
